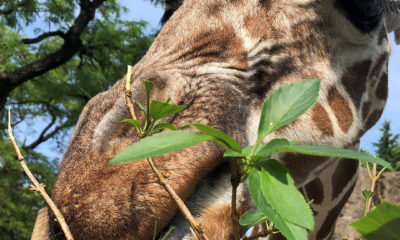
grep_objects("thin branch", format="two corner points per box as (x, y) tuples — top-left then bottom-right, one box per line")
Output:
(22, 31), (67, 44)
(23, 117), (69, 151)
(123, 66), (205, 240)
(367, 164), (377, 212)
(7, 109), (74, 240)
(147, 157), (205, 240)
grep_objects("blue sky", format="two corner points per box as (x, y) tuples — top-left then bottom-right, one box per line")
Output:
(16, 1), (400, 159)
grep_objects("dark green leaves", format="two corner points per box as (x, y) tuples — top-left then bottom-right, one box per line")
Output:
(279, 145), (392, 170)
(108, 131), (211, 165)
(257, 79), (320, 140)
(351, 202), (400, 240)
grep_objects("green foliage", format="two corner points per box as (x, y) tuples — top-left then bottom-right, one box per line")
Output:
(111, 78), (392, 240)
(373, 121), (400, 171)
(351, 202), (400, 240)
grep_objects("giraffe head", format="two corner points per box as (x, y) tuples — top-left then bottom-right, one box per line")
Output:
(33, 1), (400, 240)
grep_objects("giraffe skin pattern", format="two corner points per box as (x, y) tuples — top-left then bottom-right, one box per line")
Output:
(31, 0), (400, 240)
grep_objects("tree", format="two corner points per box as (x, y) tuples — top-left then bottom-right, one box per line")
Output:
(373, 121), (400, 171)
(0, 1), (156, 239)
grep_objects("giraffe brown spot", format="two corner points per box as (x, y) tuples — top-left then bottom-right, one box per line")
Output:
(269, 233), (287, 240)
(244, 9), (271, 39)
(331, 158), (359, 200)
(281, 153), (329, 184)
(341, 60), (372, 108)
(364, 109), (383, 130)
(328, 87), (353, 133)
(317, 181), (356, 239)
(370, 53), (389, 80)
(376, 71), (388, 100)
(304, 177), (324, 204)
(362, 101), (371, 120)
(311, 102), (334, 136)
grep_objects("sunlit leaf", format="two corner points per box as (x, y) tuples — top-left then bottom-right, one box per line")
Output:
(258, 79), (320, 140)
(108, 130), (211, 165)
(279, 145), (392, 170)
(149, 100), (186, 122)
(153, 122), (177, 131)
(351, 202), (400, 240)
(248, 168), (308, 240)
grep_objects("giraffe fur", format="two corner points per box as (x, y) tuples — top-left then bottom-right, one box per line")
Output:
(32, 0), (400, 239)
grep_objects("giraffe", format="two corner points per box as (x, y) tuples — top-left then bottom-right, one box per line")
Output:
(31, 0), (400, 239)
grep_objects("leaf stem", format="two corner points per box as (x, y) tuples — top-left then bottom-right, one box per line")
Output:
(147, 157), (205, 240)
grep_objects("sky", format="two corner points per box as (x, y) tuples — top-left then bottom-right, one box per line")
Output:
(16, 0), (400, 159)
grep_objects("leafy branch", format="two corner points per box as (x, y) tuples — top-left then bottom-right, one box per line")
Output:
(120, 65), (205, 239)
(110, 75), (392, 240)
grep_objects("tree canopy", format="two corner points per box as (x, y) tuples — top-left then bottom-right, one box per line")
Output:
(0, 1), (158, 239)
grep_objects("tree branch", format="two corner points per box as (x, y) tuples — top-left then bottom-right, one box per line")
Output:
(0, 0), (107, 111)
(23, 116), (66, 151)
(22, 31), (67, 44)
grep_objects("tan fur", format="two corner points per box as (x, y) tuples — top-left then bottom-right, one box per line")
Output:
(31, 0), (397, 239)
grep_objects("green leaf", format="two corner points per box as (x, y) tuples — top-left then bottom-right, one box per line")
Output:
(188, 123), (242, 152)
(108, 130), (211, 165)
(350, 202), (400, 240)
(144, 80), (153, 100)
(224, 138), (291, 158)
(362, 190), (374, 201)
(153, 122), (177, 131)
(279, 145), (392, 170)
(149, 100), (186, 122)
(120, 119), (141, 129)
(258, 160), (314, 230)
(258, 79), (320, 140)
(248, 168), (308, 240)
(137, 101), (147, 115)
(160, 226), (175, 240)
(239, 210), (268, 226)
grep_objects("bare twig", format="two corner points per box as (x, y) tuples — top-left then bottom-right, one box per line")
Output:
(7, 109), (74, 240)
(147, 157), (205, 240)
(123, 66), (205, 240)
(22, 31), (67, 44)
(367, 164), (377, 212)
